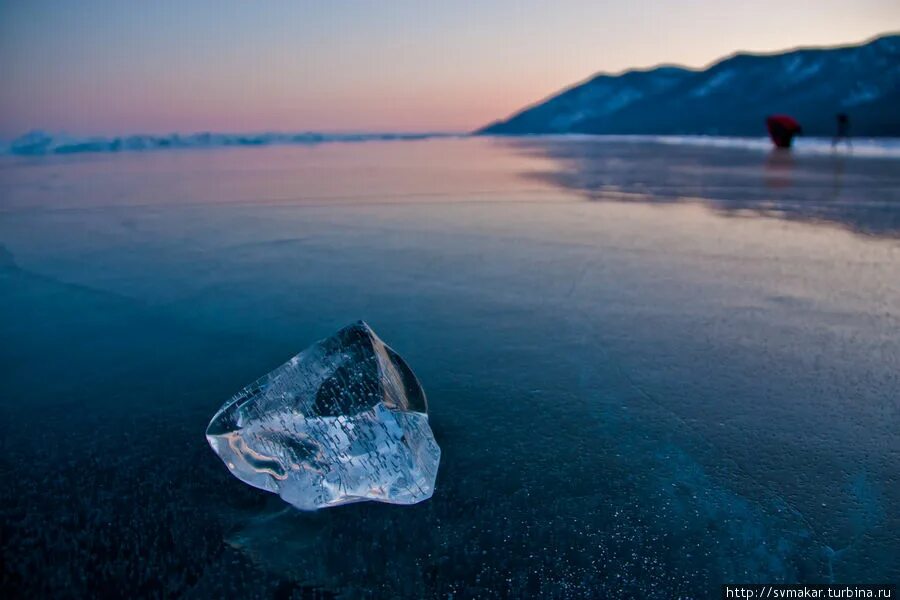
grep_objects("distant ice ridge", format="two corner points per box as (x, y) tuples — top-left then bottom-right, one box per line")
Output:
(206, 321), (440, 511)
(3, 130), (456, 156)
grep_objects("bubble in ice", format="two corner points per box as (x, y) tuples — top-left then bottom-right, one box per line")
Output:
(206, 321), (440, 510)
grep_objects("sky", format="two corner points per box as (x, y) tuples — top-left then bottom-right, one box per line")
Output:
(1, 0), (898, 137)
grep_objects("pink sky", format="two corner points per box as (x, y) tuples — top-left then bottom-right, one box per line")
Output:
(1, 1), (898, 136)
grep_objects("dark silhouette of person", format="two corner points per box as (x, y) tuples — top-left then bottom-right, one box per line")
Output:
(833, 113), (851, 149)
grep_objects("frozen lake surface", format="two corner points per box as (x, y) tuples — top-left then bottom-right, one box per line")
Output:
(1, 137), (898, 597)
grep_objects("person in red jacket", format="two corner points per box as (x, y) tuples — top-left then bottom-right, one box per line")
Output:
(766, 115), (802, 149)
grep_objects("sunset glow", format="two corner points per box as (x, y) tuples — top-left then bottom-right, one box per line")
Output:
(1, 0), (898, 136)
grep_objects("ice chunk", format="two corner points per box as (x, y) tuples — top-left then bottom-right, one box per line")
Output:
(206, 321), (440, 510)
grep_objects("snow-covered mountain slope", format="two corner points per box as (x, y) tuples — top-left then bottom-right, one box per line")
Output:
(480, 34), (900, 137)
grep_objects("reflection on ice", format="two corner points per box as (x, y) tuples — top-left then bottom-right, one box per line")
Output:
(506, 137), (900, 236)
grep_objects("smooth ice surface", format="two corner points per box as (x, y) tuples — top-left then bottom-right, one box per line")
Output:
(206, 321), (440, 510)
(2, 137), (899, 597)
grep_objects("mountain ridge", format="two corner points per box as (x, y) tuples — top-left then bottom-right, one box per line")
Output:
(479, 33), (900, 137)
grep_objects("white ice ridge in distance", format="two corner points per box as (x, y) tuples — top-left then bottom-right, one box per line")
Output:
(206, 321), (440, 510)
